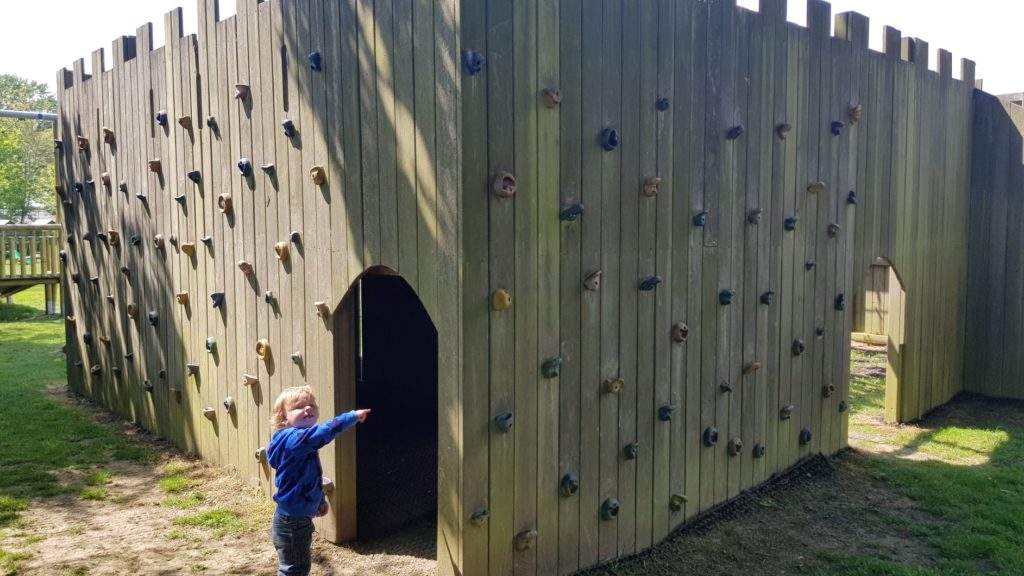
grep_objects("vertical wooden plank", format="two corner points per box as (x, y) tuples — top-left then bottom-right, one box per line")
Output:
(393, 0), (417, 287)
(357, 0), (380, 267)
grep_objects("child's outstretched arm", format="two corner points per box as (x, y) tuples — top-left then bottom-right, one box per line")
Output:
(292, 409), (371, 450)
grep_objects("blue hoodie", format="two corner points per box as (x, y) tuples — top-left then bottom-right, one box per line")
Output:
(267, 411), (359, 517)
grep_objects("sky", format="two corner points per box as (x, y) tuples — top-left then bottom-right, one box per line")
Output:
(0, 0), (1021, 98)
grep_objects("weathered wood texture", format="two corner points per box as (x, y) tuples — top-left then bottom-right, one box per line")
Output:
(56, 0), (1006, 573)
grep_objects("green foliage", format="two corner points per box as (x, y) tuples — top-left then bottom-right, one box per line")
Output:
(0, 547), (32, 575)
(0, 74), (57, 223)
(159, 475), (192, 494)
(173, 509), (244, 537)
(162, 492), (206, 509)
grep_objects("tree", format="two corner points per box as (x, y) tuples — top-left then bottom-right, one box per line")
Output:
(0, 74), (57, 223)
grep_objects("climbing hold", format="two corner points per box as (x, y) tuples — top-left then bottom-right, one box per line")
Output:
(719, 381), (733, 394)
(847, 191), (858, 205)
(174, 194), (186, 206)
(849, 104), (864, 124)
(186, 170), (201, 183)
(827, 223), (841, 238)
(291, 352), (303, 365)
(728, 437), (743, 456)
(256, 339), (271, 360)
(261, 163), (275, 174)
(289, 230), (301, 243)
(743, 361), (761, 376)
(76, 135), (90, 152)
(143, 379), (154, 391)
(658, 404), (677, 422)
(59, 250), (67, 264)
(314, 301), (330, 319)
(178, 115), (192, 130)
(492, 171), (516, 198)
(148, 311), (159, 326)
(799, 428), (812, 445)
(169, 234), (179, 247)
(148, 159), (162, 173)
(494, 412), (513, 433)
(136, 192), (147, 202)
(119, 181), (128, 193)
(642, 177), (661, 198)
(153, 234), (165, 250)
(807, 181), (826, 194)
(462, 50), (484, 75)
(238, 260), (254, 276)
(210, 292), (225, 308)
(237, 158), (252, 177)
(102, 127), (115, 145)
(105, 294), (115, 304)
(120, 266), (131, 279)
(839, 400), (848, 413)
(264, 291), (275, 304)
(560, 473), (580, 498)
(255, 447), (267, 462)
(74, 181), (84, 193)
(156, 111), (168, 126)
(601, 498), (620, 521)
(218, 193), (233, 214)
(243, 374), (260, 387)
(100, 172), (111, 187)
(281, 119), (296, 137)
(206, 337), (216, 353)
(73, 361), (82, 368)
(99, 335), (111, 346)
(640, 276), (662, 291)
(672, 322), (689, 343)
(130, 235), (140, 246)
(181, 243), (196, 257)
(805, 259), (816, 270)
(792, 339), (806, 355)
(726, 125), (745, 140)
(309, 51), (322, 71)
(66, 315), (76, 325)
(186, 363), (200, 376)
(200, 236), (212, 247)
(83, 332), (93, 346)
(780, 405), (795, 420)
(86, 178), (96, 189)
(784, 215), (799, 231)
(322, 478), (335, 494)
(823, 383), (836, 398)
(604, 378), (625, 394)
(90, 364), (102, 375)
(54, 139), (63, 151)
(127, 304), (138, 319)
(541, 87), (563, 109)
(470, 509), (490, 527)
(747, 208), (763, 225)
(623, 442), (639, 460)
(274, 241), (289, 261)
(835, 294), (845, 311)
(309, 166), (326, 186)
(693, 210), (708, 227)
(656, 97), (670, 112)
(223, 396), (235, 413)
(492, 289), (512, 311)
(206, 116), (217, 129)
(599, 128), (619, 151)
(203, 407), (216, 421)
(816, 326), (826, 337)
(703, 426), (719, 447)
(583, 270), (602, 292)
(234, 84), (250, 101)
(542, 356), (563, 379)
(719, 289), (736, 306)
(176, 292), (190, 306)
(761, 290), (775, 305)
(831, 120), (845, 136)
(669, 493), (688, 512)
(159, 368), (167, 379)
(752, 443), (766, 458)
(559, 203), (585, 222)
(89, 275), (99, 284)
(96, 232), (108, 243)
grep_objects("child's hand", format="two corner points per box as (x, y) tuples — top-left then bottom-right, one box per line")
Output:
(355, 409), (371, 423)
(317, 502), (329, 517)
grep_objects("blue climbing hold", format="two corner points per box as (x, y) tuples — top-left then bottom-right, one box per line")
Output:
(541, 356), (562, 379)
(784, 215), (799, 231)
(600, 128), (619, 151)
(727, 125), (745, 140)
(238, 158), (252, 177)
(656, 97), (670, 111)
(462, 50), (484, 75)
(658, 404), (677, 422)
(703, 426), (719, 447)
(761, 290), (775, 305)
(720, 289), (736, 306)
(281, 119), (296, 137)
(83, 332), (93, 346)
(210, 292), (225, 308)
(693, 210), (709, 227)
(187, 170), (201, 183)
(494, 412), (513, 433)
(309, 51), (322, 71)
(148, 311), (159, 326)
(135, 192), (147, 202)
(602, 498), (620, 520)
(847, 190), (858, 205)
(156, 111), (168, 126)
(560, 474), (579, 498)
(74, 182), (83, 193)
(831, 121), (845, 136)
(835, 293), (845, 311)
(639, 276), (662, 291)
(559, 204), (584, 222)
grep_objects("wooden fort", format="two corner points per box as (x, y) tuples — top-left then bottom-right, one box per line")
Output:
(55, 0), (1023, 573)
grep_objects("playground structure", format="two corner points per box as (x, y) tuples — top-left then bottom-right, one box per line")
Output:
(55, 0), (1024, 574)
(0, 224), (62, 312)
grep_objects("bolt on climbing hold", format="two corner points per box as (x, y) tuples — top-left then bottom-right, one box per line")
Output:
(643, 176), (661, 198)
(849, 104), (864, 124)
(827, 223), (841, 238)
(761, 290), (775, 305)
(658, 404), (677, 422)
(323, 478), (335, 494)
(291, 352), (303, 365)
(830, 120), (845, 136)
(780, 405), (795, 420)
(541, 87), (563, 109)
(492, 171), (516, 198)
(218, 192), (233, 214)
(187, 170), (201, 183)
(102, 127), (115, 144)
(847, 190), (858, 205)
(90, 364), (102, 375)
(83, 332), (93, 345)
(720, 289), (736, 306)
(728, 437), (743, 456)
(309, 166), (326, 186)
(669, 493), (688, 512)
(238, 158), (252, 177)
(148, 311), (159, 326)
(148, 159), (161, 173)
(143, 379), (154, 391)
(515, 529), (538, 552)
(178, 115), (192, 130)
(234, 84), (250, 101)
(693, 210), (709, 227)
(583, 270), (602, 292)
(470, 509), (490, 527)
(255, 447), (267, 462)
(136, 192), (147, 202)
(289, 231), (301, 243)
(835, 294), (845, 311)
(274, 241), (290, 261)
(206, 337), (216, 353)
(261, 163), (275, 174)
(807, 181), (826, 194)
(86, 179), (96, 188)
(839, 400), (848, 413)
(181, 243), (196, 257)
(100, 172), (111, 187)
(238, 260), (254, 276)
(243, 374), (260, 387)
(703, 426), (719, 447)
(89, 275), (99, 284)
(784, 215), (799, 231)
(494, 412), (514, 433)
(156, 110), (168, 126)
(492, 289), (512, 311)
(601, 498), (620, 520)
(66, 315), (76, 325)
(174, 194), (187, 206)
(792, 339), (806, 356)
(314, 301), (330, 319)
(127, 304), (138, 319)
(176, 291), (189, 306)
(223, 396), (235, 413)
(604, 378), (625, 394)
(169, 234), (179, 247)
(74, 182), (84, 193)
(281, 119), (296, 137)
(76, 135), (90, 152)
(743, 361), (761, 376)
(623, 442), (639, 460)
(119, 181), (128, 193)
(559, 203), (584, 222)
(752, 443), (766, 458)
(672, 322), (689, 343)
(73, 361), (82, 368)
(96, 232), (108, 243)
(130, 235), (140, 246)
(799, 428), (812, 445)
(640, 276), (662, 291)
(159, 368), (167, 379)
(105, 294), (116, 304)
(120, 266), (130, 279)
(462, 50), (484, 74)
(726, 125), (745, 140)
(200, 236), (212, 247)
(656, 97), (670, 111)
(560, 473), (580, 498)
(600, 127), (619, 151)
(816, 326), (826, 337)
(256, 339), (271, 360)
(99, 335), (112, 347)
(203, 407), (216, 421)
(542, 356), (563, 379)
(108, 230), (120, 246)
(153, 234), (165, 250)
(309, 51), (322, 71)
(206, 116), (217, 129)
(59, 250), (67, 264)
(805, 259), (816, 270)
(823, 383), (836, 398)
(748, 208), (763, 225)
(719, 381), (733, 394)
(264, 291), (275, 304)
(186, 363), (200, 376)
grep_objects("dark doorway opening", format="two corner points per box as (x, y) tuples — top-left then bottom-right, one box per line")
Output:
(354, 272), (438, 540)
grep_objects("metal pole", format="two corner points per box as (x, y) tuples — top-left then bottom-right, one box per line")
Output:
(0, 109), (57, 121)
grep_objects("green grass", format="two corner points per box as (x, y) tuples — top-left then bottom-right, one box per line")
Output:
(0, 547), (32, 575)
(162, 492), (206, 509)
(78, 487), (107, 501)
(173, 509), (244, 537)
(159, 475), (192, 494)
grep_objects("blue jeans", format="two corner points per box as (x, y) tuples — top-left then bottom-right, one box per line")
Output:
(271, 511), (314, 576)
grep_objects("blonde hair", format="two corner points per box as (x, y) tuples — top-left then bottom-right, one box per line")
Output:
(270, 385), (318, 433)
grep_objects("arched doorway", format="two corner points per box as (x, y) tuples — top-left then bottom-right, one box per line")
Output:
(334, 268), (438, 542)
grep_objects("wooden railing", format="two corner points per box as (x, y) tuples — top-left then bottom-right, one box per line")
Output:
(0, 225), (62, 282)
